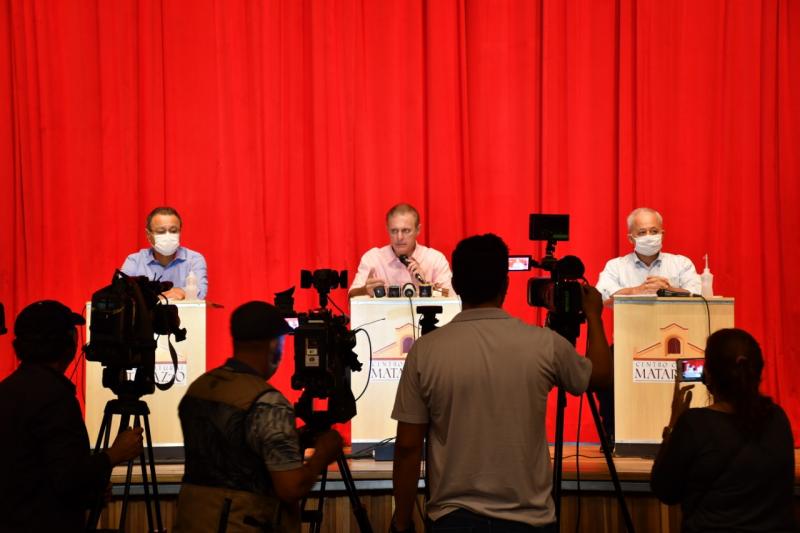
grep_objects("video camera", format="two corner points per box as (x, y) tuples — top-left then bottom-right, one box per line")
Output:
(510, 214), (586, 340)
(84, 270), (186, 398)
(275, 269), (363, 430)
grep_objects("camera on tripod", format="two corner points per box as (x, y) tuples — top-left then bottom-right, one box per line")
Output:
(510, 214), (587, 338)
(84, 270), (186, 398)
(275, 269), (364, 430)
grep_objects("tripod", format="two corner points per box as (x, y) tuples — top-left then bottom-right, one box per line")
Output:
(86, 396), (164, 532)
(548, 314), (635, 533)
(301, 451), (373, 533)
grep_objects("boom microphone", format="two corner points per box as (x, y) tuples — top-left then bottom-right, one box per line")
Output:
(398, 255), (426, 283)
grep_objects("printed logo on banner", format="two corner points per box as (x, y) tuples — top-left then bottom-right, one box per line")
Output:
(124, 362), (188, 386)
(369, 316), (418, 382)
(632, 323), (705, 383)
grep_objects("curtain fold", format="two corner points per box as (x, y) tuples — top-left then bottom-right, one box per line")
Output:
(1, 0), (798, 442)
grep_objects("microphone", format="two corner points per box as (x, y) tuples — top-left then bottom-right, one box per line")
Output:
(398, 255), (426, 283)
(402, 283), (417, 298)
(656, 289), (698, 297)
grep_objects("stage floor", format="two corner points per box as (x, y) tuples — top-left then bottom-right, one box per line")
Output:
(111, 444), (800, 490)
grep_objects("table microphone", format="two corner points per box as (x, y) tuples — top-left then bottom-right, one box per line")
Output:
(398, 255), (426, 283)
(656, 289), (699, 297)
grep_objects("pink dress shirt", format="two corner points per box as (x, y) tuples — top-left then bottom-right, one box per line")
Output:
(349, 244), (453, 294)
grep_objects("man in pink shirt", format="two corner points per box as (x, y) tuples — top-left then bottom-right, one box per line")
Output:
(349, 204), (454, 298)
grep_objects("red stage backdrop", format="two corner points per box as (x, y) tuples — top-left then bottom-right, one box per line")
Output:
(1, 0), (799, 444)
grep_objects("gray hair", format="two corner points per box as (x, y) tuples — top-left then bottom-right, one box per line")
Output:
(626, 207), (663, 233)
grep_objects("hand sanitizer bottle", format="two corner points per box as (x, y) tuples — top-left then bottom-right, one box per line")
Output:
(701, 254), (714, 298)
(184, 271), (199, 300)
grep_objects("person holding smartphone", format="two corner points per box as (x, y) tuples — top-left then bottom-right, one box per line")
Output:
(651, 328), (795, 532)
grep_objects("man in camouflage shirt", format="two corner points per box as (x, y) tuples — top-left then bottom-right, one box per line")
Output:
(176, 301), (342, 532)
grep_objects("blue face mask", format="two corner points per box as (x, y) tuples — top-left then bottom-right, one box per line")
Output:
(269, 336), (286, 374)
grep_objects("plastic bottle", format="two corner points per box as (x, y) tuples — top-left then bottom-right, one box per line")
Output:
(184, 271), (199, 300)
(700, 254), (714, 298)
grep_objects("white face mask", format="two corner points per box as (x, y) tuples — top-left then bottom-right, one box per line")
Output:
(634, 233), (662, 256)
(153, 233), (180, 256)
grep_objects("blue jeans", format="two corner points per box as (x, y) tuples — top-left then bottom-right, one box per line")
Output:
(432, 509), (557, 533)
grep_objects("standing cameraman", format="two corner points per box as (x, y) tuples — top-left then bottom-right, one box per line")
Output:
(391, 234), (612, 532)
(0, 301), (144, 532)
(176, 301), (343, 533)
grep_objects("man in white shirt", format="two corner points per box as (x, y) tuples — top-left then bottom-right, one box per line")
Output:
(596, 207), (700, 305)
(348, 204), (453, 298)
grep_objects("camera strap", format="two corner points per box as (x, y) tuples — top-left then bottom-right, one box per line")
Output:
(154, 335), (179, 391)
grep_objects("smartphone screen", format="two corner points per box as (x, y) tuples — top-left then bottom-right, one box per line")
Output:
(509, 255), (532, 271)
(284, 317), (299, 330)
(678, 358), (705, 382)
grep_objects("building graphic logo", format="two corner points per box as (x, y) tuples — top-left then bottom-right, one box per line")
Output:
(632, 323), (704, 383)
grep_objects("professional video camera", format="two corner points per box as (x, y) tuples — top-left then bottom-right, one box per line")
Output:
(275, 269), (363, 430)
(510, 214), (587, 340)
(84, 270), (186, 398)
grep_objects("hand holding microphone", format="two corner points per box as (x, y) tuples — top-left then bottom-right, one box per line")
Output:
(398, 255), (426, 283)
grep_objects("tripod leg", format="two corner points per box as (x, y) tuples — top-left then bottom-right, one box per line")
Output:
(586, 393), (635, 533)
(551, 387), (567, 525)
(134, 415), (155, 532)
(142, 412), (164, 532)
(336, 455), (373, 533)
(86, 413), (113, 530)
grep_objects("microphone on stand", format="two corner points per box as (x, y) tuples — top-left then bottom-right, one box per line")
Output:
(398, 255), (426, 283)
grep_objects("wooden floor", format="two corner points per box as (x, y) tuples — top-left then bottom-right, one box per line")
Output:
(98, 445), (800, 532)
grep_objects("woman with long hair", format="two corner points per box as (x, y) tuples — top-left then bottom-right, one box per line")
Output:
(651, 328), (795, 532)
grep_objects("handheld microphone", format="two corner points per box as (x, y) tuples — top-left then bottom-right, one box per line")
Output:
(398, 255), (426, 283)
(402, 283), (417, 298)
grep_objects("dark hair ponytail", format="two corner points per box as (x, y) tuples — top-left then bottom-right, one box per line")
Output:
(704, 328), (773, 433)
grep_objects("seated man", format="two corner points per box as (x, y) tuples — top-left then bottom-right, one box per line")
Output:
(0, 301), (143, 532)
(349, 203), (453, 297)
(121, 206), (208, 300)
(176, 301), (343, 533)
(596, 207), (700, 305)
(390, 234), (612, 532)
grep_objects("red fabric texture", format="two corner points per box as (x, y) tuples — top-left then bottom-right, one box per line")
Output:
(1, 0), (799, 443)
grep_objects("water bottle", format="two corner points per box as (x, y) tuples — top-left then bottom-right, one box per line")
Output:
(184, 271), (199, 300)
(701, 254), (714, 298)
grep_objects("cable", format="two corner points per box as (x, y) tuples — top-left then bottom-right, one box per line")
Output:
(327, 295), (347, 317)
(345, 436), (396, 459)
(407, 296), (416, 339)
(352, 328), (373, 402)
(698, 294), (712, 338)
(575, 394), (583, 533)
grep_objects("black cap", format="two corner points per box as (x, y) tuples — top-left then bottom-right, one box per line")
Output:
(230, 301), (293, 342)
(14, 300), (85, 341)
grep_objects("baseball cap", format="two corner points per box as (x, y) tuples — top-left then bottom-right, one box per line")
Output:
(14, 300), (85, 341)
(230, 301), (293, 342)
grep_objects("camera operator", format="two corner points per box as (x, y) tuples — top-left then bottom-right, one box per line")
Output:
(390, 234), (612, 533)
(651, 328), (795, 532)
(0, 301), (144, 532)
(176, 301), (343, 533)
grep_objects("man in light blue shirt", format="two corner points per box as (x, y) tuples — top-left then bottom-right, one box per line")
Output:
(596, 207), (700, 305)
(121, 207), (208, 300)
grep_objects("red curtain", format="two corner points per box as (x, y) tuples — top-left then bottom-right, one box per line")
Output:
(2, 0), (799, 444)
